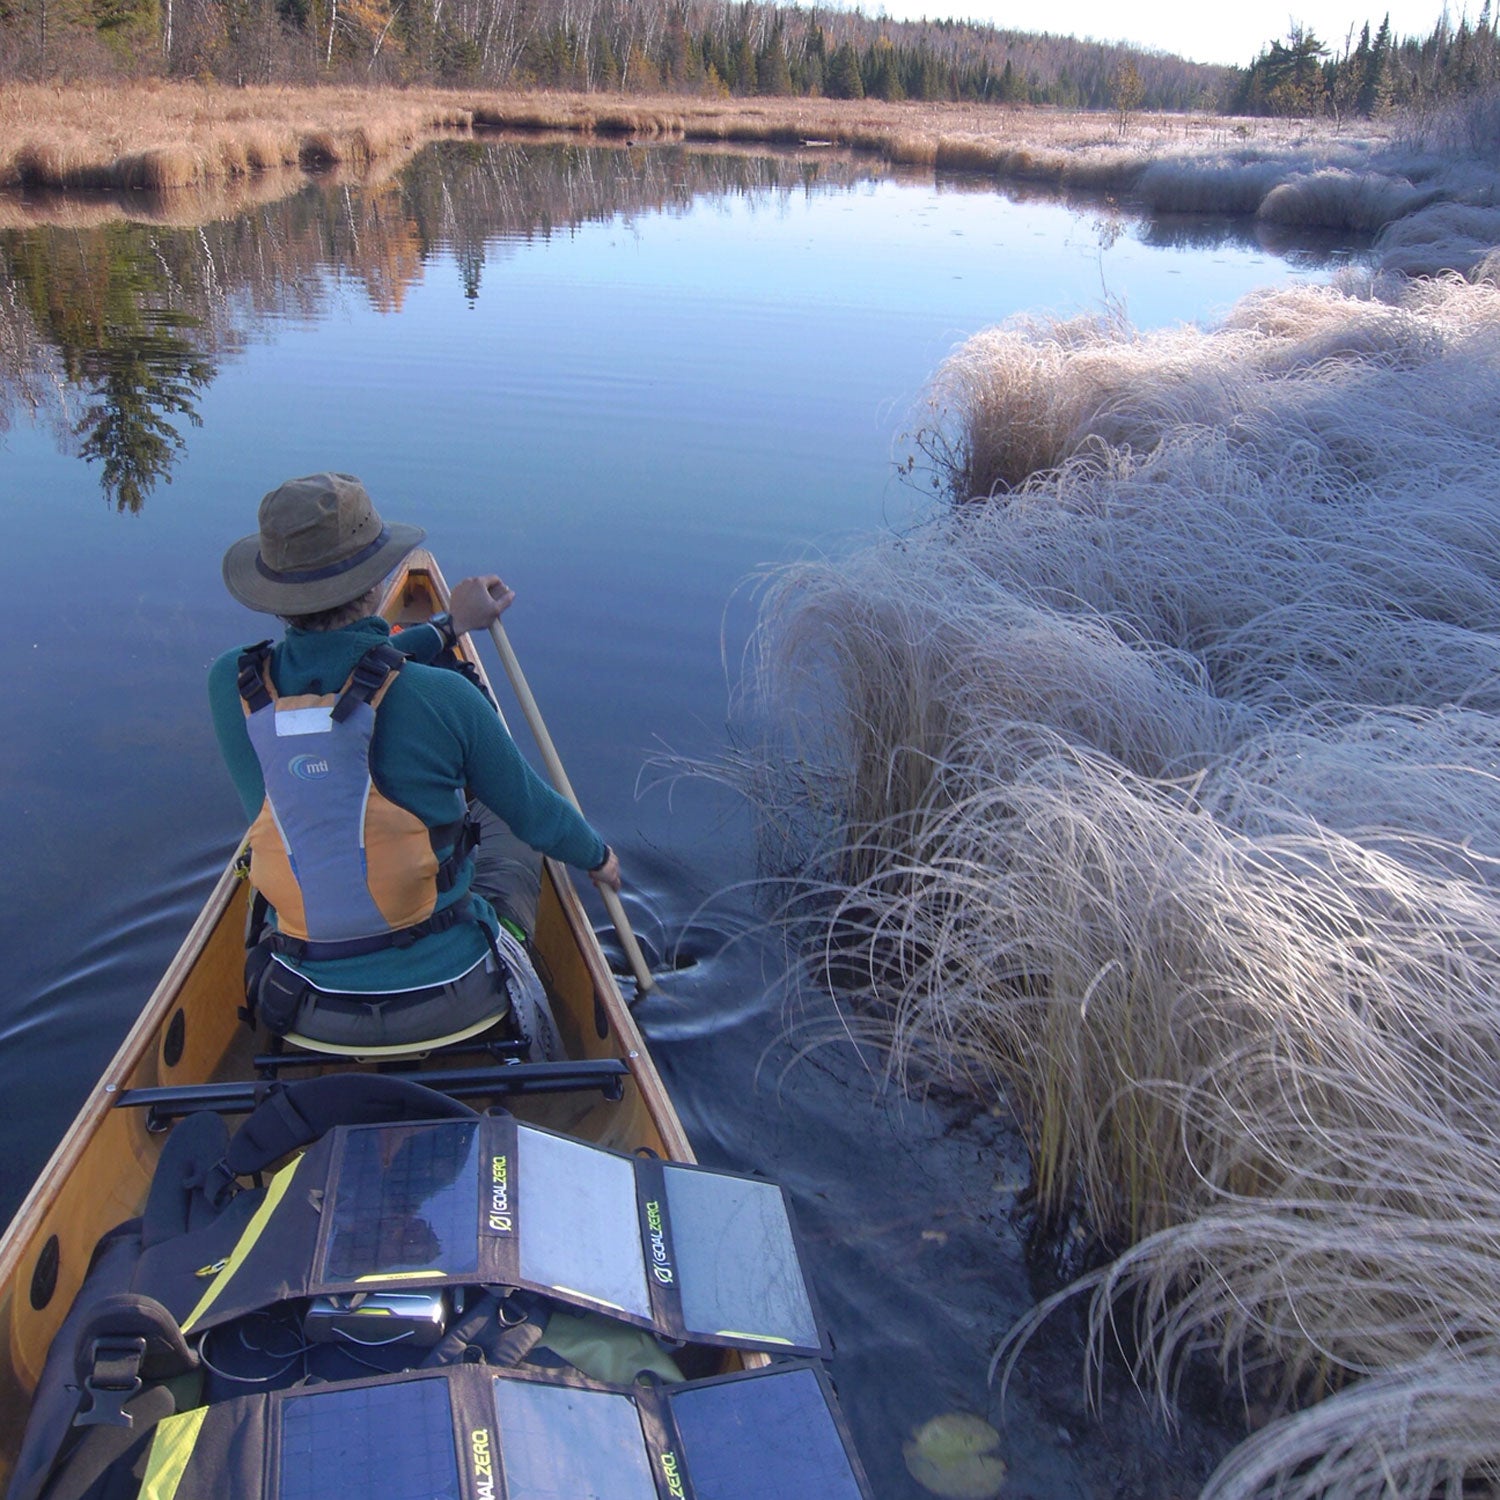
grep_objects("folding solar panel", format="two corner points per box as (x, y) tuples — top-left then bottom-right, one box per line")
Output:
(666, 1365), (868, 1500)
(514, 1126), (653, 1320)
(277, 1378), (463, 1500)
(143, 1362), (872, 1500)
(659, 1164), (821, 1350)
(183, 1118), (827, 1357)
(490, 1373), (659, 1500)
(322, 1119), (482, 1282)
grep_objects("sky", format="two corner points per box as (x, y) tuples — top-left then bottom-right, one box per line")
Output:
(863, 0), (1464, 66)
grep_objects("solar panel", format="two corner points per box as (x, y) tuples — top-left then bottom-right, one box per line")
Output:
(148, 1361), (869, 1500)
(322, 1121), (481, 1282)
(514, 1125), (652, 1319)
(491, 1375), (659, 1500)
(662, 1165), (821, 1350)
(191, 1118), (824, 1361)
(277, 1377), (461, 1500)
(668, 1366), (867, 1500)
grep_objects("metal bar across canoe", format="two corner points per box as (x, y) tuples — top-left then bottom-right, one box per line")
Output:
(113, 1059), (631, 1121)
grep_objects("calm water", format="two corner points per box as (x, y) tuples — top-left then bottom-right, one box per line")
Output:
(0, 138), (1362, 1494)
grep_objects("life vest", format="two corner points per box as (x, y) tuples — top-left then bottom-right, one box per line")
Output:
(236, 641), (474, 962)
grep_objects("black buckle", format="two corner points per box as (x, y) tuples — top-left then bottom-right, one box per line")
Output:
(75, 1336), (146, 1429)
(332, 645), (401, 723)
(235, 642), (274, 712)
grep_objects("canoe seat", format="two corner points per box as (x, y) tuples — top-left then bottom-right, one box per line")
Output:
(282, 1010), (512, 1061)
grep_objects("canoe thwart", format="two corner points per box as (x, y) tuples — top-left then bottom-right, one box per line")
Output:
(114, 1059), (631, 1124)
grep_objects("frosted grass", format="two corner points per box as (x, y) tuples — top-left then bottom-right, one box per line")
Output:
(728, 253), (1500, 1495)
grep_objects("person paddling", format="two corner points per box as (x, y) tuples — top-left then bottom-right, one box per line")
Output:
(208, 471), (620, 1052)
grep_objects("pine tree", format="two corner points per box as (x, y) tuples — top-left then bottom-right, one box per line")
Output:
(1357, 14), (1391, 114)
(867, 36), (902, 99)
(758, 24), (792, 93)
(732, 31), (756, 92)
(825, 40), (863, 98)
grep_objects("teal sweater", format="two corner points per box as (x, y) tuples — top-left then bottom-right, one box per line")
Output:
(208, 616), (606, 992)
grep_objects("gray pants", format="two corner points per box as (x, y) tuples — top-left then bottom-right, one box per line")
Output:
(469, 800), (542, 937)
(468, 801), (563, 1059)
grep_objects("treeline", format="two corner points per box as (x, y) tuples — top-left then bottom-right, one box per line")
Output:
(1231, 8), (1500, 117)
(0, 0), (1225, 110)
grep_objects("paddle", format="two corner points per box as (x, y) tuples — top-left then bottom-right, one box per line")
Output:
(484, 619), (656, 996)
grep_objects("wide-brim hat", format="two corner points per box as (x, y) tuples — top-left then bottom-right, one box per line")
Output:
(222, 472), (425, 615)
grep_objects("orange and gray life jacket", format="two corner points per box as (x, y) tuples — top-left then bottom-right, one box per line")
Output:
(236, 641), (477, 963)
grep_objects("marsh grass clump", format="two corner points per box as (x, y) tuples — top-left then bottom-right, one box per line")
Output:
(1135, 155), (1290, 215)
(1375, 201), (1500, 277)
(1256, 168), (1440, 233)
(736, 263), (1500, 1494)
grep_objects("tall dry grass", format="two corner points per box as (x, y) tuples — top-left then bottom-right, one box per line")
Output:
(0, 82), (473, 192)
(726, 266), (1500, 1496)
(12, 82), (1500, 291)
(0, 83), (1412, 217)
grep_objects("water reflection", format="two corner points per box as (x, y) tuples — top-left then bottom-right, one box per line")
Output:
(0, 227), (214, 512)
(0, 143), (875, 509)
(0, 139), (1360, 511)
(1141, 210), (1372, 261)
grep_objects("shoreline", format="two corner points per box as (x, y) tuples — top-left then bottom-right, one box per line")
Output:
(0, 82), (1380, 196)
(729, 162), (1500, 1497)
(7, 84), (1498, 275)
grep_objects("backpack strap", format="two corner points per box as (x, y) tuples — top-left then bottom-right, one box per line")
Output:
(234, 641), (275, 714)
(331, 642), (405, 724)
(11, 1296), (197, 1500)
(223, 1075), (477, 1179)
(18, 1386), (176, 1500)
(73, 1294), (199, 1424)
(431, 813), (481, 895)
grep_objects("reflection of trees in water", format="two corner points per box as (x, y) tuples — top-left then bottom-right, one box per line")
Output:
(3, 143), (1360, 510)
(1, 227), (215, 512)
(0, 142), (873, 510)
(398, 141), (872, 300)
(74, 306), (212, 515)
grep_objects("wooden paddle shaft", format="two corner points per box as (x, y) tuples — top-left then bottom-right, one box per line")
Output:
(486, 620), (656, 995)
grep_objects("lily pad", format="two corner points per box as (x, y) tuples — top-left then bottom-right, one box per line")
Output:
(902, 1412), (1007, 1499)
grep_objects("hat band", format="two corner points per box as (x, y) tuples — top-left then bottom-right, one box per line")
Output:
(254, 527), (391, 585)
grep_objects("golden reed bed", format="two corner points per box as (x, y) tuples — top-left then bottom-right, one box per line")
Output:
(0, 82), (1344, 196)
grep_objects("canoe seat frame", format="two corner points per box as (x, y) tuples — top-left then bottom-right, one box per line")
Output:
(114, 1059), (632, 1131)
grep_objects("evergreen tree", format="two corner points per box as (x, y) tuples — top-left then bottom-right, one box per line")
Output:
(866, 36), (902, 99)
(758, 24), (792, 93)
(825, 40), (863, 98)
(1357, 14), (1391, 113)
(732, 30), (756, 91)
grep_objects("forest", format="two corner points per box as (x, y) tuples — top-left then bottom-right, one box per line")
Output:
(5, 0), (1497, 125)
(1232, 9), (1500, 117)
(0, 0), (1220, 111)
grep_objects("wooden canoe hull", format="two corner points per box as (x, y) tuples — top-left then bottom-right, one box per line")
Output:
(0, 550), (696, 1480)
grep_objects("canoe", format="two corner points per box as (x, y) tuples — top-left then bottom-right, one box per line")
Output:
(0, 549), (703, 1486)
